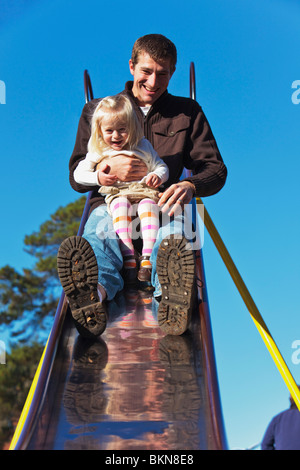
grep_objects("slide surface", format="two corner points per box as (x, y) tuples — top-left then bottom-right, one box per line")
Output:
(10, 215), (227, 450)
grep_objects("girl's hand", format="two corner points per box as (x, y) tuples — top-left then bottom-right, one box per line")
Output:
(145, 173), (162, 188)
(97, 163), (118, 186)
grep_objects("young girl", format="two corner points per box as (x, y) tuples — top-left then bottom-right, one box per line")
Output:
(74, 94), (169, 283)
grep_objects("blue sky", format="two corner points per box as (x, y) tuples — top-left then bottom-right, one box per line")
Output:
(1, 0), (300, 450)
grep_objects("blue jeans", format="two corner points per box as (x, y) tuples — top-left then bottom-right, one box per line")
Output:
(83, 204), (191, 300)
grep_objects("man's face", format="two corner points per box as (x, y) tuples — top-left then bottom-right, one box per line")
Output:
(129, 52), (174, 107)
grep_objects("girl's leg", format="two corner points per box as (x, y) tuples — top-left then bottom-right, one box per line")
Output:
(150, 211), (187, 298)
(137, 198), (160, 281)
(82, 204), (124, 300)
(57, 204), (124, 339)
(110, 197), (137, 276)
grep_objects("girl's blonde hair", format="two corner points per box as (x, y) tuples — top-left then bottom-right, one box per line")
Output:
(88, 94), (143, 153)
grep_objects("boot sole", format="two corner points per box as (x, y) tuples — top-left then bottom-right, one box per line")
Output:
(57, 236), (106, 338)
(156, 235), (195, 335)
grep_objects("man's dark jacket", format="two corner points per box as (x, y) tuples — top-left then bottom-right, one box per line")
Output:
(261, 404), (300, 450)
(69, 81), (227, 214)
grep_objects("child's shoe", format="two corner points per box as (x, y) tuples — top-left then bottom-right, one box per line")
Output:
(137, 255), (152, 282)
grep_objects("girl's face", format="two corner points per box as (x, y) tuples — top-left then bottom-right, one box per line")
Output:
(100, 115), (129, 151)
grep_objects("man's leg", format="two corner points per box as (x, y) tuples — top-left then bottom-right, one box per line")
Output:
(57, 205), (125, 338)
(150, 211), (196, 336)
(150, 211), (187, 297)
(83, 204), (124, 300)
(57, 235), (107, 338)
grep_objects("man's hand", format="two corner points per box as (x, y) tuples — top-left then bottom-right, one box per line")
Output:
(158, 181), (196, 216)
(96, 155), (148, 182)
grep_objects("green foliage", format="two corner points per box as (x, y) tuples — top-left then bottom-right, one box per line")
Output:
(0, 266), (49, 324)
(24, 196), (87, 277)
(0, 343), (43, 449)
(0, 196), (86, 336)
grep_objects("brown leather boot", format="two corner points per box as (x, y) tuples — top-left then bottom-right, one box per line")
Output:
(156, 235), (195, 336)
(57, 236), (107, 338)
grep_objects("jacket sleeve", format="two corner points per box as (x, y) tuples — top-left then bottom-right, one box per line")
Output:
(69, 100), (100, 193)
(73, 152), (101, 186)
(183, 102), (227, 197)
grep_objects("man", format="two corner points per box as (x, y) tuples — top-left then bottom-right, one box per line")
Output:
(261, 389), (300, 450)
(57, 34), (227, 339)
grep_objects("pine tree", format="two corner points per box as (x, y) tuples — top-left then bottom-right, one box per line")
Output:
(0, 343), (43, 449)
(0, 196), (86, 344)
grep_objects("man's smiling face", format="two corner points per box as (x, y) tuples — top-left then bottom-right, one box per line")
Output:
(129, 52), (174, 107)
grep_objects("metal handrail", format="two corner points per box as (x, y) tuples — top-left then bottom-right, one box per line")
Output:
(190, 62), (196, 100)
(84, 69), (94, 103)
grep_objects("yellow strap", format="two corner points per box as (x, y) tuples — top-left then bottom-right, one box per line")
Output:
(196, 197), (300, 410)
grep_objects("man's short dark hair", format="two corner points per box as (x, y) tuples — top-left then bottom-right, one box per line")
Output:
(131, 34), (177, 73)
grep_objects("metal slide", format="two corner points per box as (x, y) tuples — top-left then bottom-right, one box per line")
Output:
(9, 66), (227, 451)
